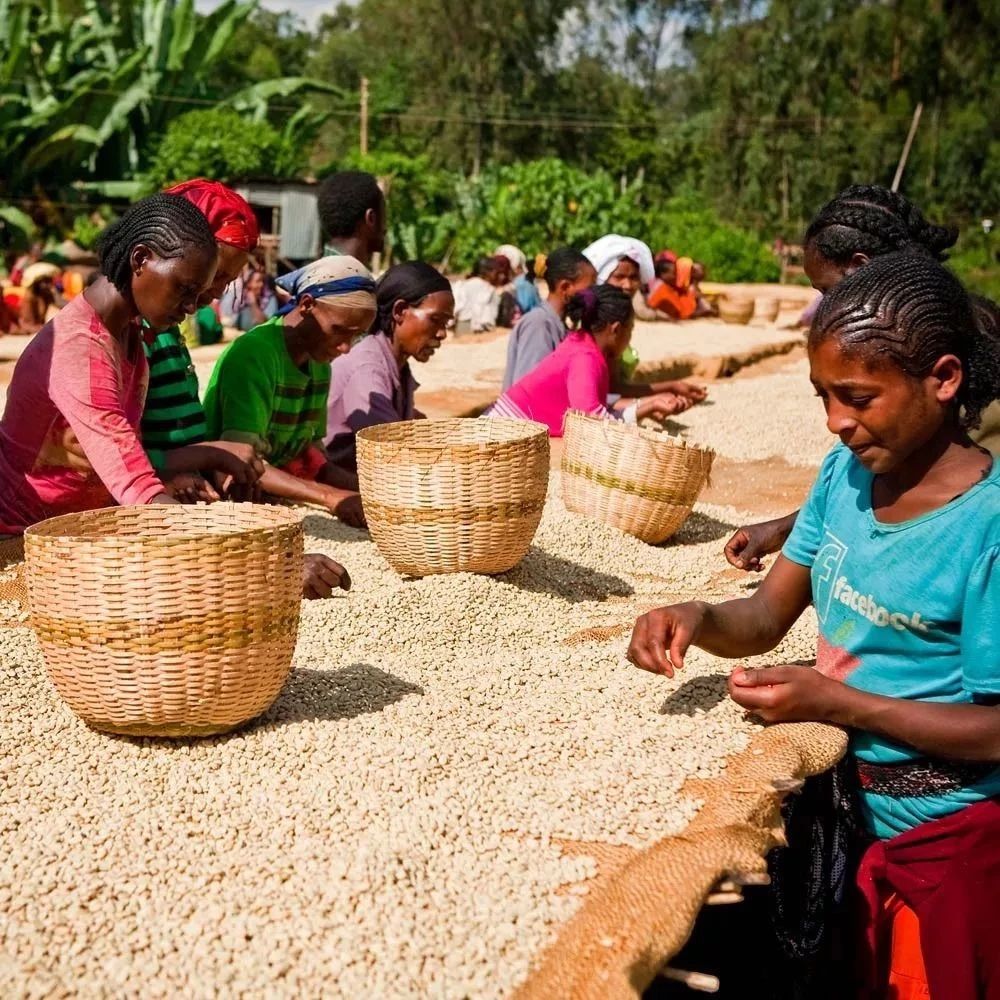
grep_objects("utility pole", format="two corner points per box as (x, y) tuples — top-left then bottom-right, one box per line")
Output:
(360, 76), (369, 157)
(891, 102), (923, 192)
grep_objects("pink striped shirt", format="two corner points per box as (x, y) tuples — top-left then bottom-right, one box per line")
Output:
(0, 295), (164, 534)
(488, 331), (618, 437)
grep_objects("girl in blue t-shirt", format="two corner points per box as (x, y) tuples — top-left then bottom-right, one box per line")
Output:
(627, 253), (1000, 997)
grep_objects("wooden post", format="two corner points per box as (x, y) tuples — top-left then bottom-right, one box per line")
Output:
(360, 76), (369, 157)
(891, 102), (923, 192)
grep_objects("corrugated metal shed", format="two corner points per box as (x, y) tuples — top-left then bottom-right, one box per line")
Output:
(235, 182), (320, 260)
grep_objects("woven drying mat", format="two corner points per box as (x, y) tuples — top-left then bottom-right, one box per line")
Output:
(515, 720), (847, 1000)
(0, 537), (27, 614)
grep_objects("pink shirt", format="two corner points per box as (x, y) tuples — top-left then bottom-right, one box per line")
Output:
(0, 295), (164, 534)
(488, 331), (617, 437)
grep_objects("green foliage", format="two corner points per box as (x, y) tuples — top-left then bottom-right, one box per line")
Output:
(0, 0), (337, 201)
(324, 153), (778, 281)
(642, 195), (781, 283)
(144, 108), (305, 189)
(0, 205), (38, 253)
(447, 159), (646, 270)
(69, 206), (114, 249)
(950, 227), (1000, 303)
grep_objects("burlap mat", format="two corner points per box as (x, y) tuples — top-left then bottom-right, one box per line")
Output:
(516, 720), (847, 999)
(0, 537), (27, 611)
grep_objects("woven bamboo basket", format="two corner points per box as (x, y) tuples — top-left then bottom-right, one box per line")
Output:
(754, 296), (781, 322)
(561, 412), (715, 544)
(357, 418), (549, 576)
(24, 504), (303, 737)
(718, 296), (754, 325)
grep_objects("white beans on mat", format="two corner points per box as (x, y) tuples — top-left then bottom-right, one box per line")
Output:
(0, 486), (818, 998)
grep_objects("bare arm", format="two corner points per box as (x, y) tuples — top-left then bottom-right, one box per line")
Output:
(628, 555), (813, 676)
(316, 462), (359, 492)
(609, 373), (707, 402)
(259, 465), (366, 529)
(260, 465), (343, 508)
(730, 665), (1000, 762)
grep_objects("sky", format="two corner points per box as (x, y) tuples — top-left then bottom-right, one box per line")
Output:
(195, 0), (332, 29)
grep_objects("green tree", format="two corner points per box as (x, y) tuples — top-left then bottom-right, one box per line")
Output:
(144, 107), (306, 189)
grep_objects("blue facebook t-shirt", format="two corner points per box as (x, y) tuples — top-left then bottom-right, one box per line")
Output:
(784, 443), (1000, 838)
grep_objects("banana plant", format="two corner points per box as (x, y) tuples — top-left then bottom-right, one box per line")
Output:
(0, 0), (343, 199)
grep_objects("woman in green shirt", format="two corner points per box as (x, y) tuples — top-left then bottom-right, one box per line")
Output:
(203, 255), (376, 528)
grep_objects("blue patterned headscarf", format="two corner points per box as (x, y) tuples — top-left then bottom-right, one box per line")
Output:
(275, 255), (376, 315)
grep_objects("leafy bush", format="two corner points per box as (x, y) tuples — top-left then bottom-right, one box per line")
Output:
(0, 204), (37, 253)
(444, 161), (777, 281)
(445, 158), (647, 271)
(317, 153), (781, 281)
(70, 207), (114, 250)
(145, 109), (305, 191)
(642, 194), (781, 283)
(949, 226), (1000, 303)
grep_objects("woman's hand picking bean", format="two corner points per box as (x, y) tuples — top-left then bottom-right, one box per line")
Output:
(627, 602), (707, 677)
(166, 473), (220, 504)
(302, 554), (352, 599)
(331, 492), (367, 529)
(727, 664), (845, 723)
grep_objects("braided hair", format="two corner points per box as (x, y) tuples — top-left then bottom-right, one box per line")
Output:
(804, 185), (957, 265)
(811, 253), (1000, 429)
(564, 283), (633, 332)
(96, 193), (217, 296)
(373, 261), (452, 336)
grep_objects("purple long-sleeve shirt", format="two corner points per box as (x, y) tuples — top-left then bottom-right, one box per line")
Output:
(326, 333), (418, 472)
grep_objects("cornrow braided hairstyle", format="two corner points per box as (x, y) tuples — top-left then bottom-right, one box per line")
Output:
(804, 184), (957, 265)
(96, 193), (217, 296)
(564, 283), (633, 332)
(811, 253), (1000, 429)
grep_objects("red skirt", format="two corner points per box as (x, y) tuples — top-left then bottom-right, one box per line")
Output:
(855, 798), (1000, 999)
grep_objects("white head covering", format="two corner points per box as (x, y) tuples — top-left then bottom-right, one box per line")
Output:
(21, 262), (60, 289)
(582, 235), (655, 285)
(495, 244), (526, 274)
(275, 255), (376, 314)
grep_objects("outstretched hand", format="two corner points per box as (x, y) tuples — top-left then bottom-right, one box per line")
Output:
(626, 601), (707, 677)
(723, 515), (795, 572)
(332, 493), (367, 529)
(302, 554), (352, 599)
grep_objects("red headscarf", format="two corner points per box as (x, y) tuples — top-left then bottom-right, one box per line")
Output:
(164, 178), (260, 251)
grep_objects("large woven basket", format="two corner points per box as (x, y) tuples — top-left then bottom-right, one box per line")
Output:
(561, 412), (714, 544)
(357, 418), (549, 576)
(718, 296), (754, 325)
(25, 504), (303, 737)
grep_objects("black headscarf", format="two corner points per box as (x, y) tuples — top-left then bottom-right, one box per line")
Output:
(373, 261), (452, 336)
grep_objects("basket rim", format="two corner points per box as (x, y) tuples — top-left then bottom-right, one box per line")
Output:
(357, 417), (549, 453)
(24, 502), (303, 544)
(563, 410), (715, 457)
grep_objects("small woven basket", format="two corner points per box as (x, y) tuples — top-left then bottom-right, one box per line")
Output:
(561, 412), (715, 544)
(25, 504), (303, 737)
(719, 296), (754, 325)
(357, 418), (549, 576)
